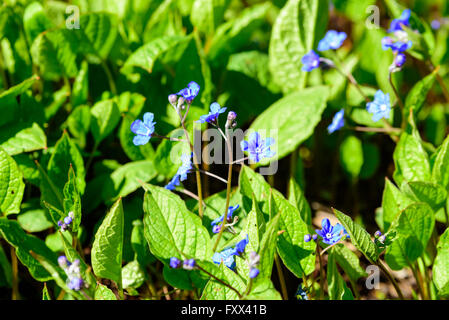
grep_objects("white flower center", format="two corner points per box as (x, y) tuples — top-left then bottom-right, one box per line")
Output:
(395, 30), (408, 42)
(326, 233), (332, 239)
(380, 104), (387, 111)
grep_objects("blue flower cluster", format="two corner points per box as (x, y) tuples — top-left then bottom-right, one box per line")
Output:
(212, 235), (249, 271)
(367, 90), (391, 122)
(211, 204), (240, 234)
(304, 218), (349, 246)
(58, 256), (84, 291)
(382, 9), (412, 55)
(58, 211), (74, 232)
(301, 30), (347, 72)
(241, 132), (275, 163)
(165, 153), (193, 190)
(169, 257), (196, 270)
(327, 109), (345, 134)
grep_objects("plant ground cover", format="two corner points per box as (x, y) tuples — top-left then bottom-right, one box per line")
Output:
(1, 0), (449, 301)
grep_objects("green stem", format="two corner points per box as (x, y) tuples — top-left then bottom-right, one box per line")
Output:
(316, 244), (325, 300)
(101, 60), (117, 95)
(10, 246), (20, 300)
(275, 254), (288, 300)
(410, 262), (425, 300)
(212, 128), (233, 253)
(376, 260), (405, 300)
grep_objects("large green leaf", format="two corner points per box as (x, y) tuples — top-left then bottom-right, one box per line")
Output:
(404, 69), (437, 116)
(143, 184), (212, 261)
(0, 147), (25, 215)
(0, 218), (57, 281)
(246, 279), (282, 300)
(94, 283), (117, 300)
(91, 198), (124, 284)
(433, 228), (449, 296)
(333, 243), (367, 282)
(334, 209), (379, 263)
(23, 1), (53, 44)
(385, 203), (435, 270)
(269, 0), (329, 93)
(288, 178), (312, 225)
(393, 114), (431, 185)
(190, 0), (230, 35)
(400, 181), (447, 212)
(249, 86), (329, 162)
(122, 260), (145, 290)
(256, 213), (280, 283)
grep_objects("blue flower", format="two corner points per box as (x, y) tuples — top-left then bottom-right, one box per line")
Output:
(315, 218), (347, 245)
(169, 257), (182, 269)
(235, 234), (249, 255)
(240, 132), (275, 163)
(213, 247), (237, 270)
(382, 36), (412, 53)
(366, 90), (391, 122)
(327, 109), (345, 134)
(296, 283), (309, 300)
(431, 19), (441, 30)
(388, 9), (411, 33)
(165, 153), (193, 190)
(176, 81), (200, 103)
(211, 204), (240, 231)
(317, 30), (347, 51)
(249, 268), (260, 279)
(301, 50), (320, 72)
(197, 102), (227, 124)
(67, 277), (84, 291)
(130, 112), (156, 146)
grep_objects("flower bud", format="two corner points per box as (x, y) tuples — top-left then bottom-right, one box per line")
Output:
(374, 230), (382, 238)
(64, 216), (73, 225)
(58, 256), (68, 268)
(304, 234), (312, 242)
(168, 94), (178, 106)
(225, 111), (237, 129)
(249, 251), (260, 266)
(169, 257), (182, 269)
(183, 259), (196, 270)
(312, 234), (318, 241)
(394, 53), (406, 68)
(212, 225), (221, 234)
(249, 268), (260, 279)
(68, 211), (75, 219)
(177, 96), (185, 110)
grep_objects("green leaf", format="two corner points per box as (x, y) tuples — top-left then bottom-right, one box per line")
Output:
(256, 213), (280, 282)
(143, 184), (212, 261)
(239, 165), (272, 217)
(432, 134), (449, 190)
(246, 280), (282, 300)
(91, 198), (124, 284)
(332, 243), (368, 282)
(46, 132), (85, 208)
(340, 135), (364, 179)
(131, 220), (154, 266)
(433, 228), (449, 296)
(31, 29), (78, 80)
(288, 178), (312, 225)
(101, 160), (157, 203)
(0, 218), (57, 281)
(208, 3), (270, 67)
(67, 105), (91, 149)
(0, 147), (25, 215)
(0, 244), (12, 287)
(63, 166), (82, 233)
(154, 128), (191, 178)
(17, 208), (53, 233)
(77, 13), (118, 63)
(334, 209), (379, 263)
(201, 263), (246, 300)
(393, 115), (431, 186)
(94, 283), (117, 300)
(381, 178), (414, 232)
(42, 283), (51, 300)
(23, 2), (53, 44)
(122, 260), (146, 290)
(123, 35), (190, 73)
(190, 0), (231, 35)
(242, 197), (266, 253)
(327, 250), (354, 300)
(90, 99), (121, 145)
(275, 190), (316, 278)
(0, 123), (47, 156)
(269, 0), (329, 93)
(71, 60), (89, 107)
(401, 181), (447, 212)
(249, 86), (329, 162)
(404, 69), (437, 116)
(385, 203), (435, 270)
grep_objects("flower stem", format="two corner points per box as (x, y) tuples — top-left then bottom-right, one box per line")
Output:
(429, 63), (449, 103)
(101, 60), (117, 95)
(388, 71), (405, 111)
(351, 126), (401, 134)
(212, 128), (233, 253)
(376, 259), (405, 300)
(275, 254), (288, 300)
(316, 244), (325, 300)
(10, 246), (20, 300)
(197, 169), (227, 184)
